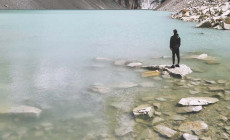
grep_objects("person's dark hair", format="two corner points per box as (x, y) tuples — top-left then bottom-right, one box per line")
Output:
(173, 29), (177, 34)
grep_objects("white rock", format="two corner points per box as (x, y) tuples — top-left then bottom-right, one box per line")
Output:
(0, 105), (42, 118)
(183, 133), (199, 140)
(197, 53), (208, 59)
(133, 104), (154, 118)
(165, 64), (193, 78)
(179, 97), (219, 106)
(126, 62), (143, 68)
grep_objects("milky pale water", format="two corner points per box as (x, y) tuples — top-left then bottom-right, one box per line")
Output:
(0, 10), (230, 139)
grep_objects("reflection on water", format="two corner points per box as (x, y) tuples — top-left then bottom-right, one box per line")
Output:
(0, 10), (229, 139)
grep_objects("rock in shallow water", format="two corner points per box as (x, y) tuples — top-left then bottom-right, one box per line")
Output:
(177, 106), (202, 113)
(137, 128), (157, 140)
(179, 121), (208, 135)
(0, 105), (42, 118)
(133, 104), (154, 118)
(143, 64), (192, 78)
(183, 133), (199, 140)
(154, 124), (178, 138)
(178, 97), (219, 106)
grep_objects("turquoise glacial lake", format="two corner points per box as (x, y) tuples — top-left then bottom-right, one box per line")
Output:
(0, 10), (230, 139)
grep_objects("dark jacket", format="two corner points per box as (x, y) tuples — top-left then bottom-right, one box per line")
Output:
(170, 34), (181, 50)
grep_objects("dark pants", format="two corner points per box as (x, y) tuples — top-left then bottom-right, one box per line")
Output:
(172, 48), (180, 65)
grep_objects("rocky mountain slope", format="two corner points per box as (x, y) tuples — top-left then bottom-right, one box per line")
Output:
(172, 0), (230, 30)
(0, 0), (122, 9)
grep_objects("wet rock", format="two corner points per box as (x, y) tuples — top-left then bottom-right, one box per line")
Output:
(177, 106), (202, 113)
(89, 84), (109, 94)
(183, 133), (199, 140)
(178, 97), (219, 106)
(136, 128), (157, 140)
(152, 117), (165, 125)
(224, 126), (230, 134)
(221, 132), (229, 139)
(189, 90), (200, 95)
(179, 121), (208, 135)
(141, 96), (155, 102)
(212, 92), (224, 99)
(133, 104), (154, 118)
(200, 136), (212, 140)
(141, 70), (160, 77)
(154, 124), (178, 138)
(209, 86), (225, 92)
(155, 97), (167, 102)
(126, 62), (143, 68)
(170, 115), (186, 121)
(0, 105), (42, 118)
(205, 60), (220, 65)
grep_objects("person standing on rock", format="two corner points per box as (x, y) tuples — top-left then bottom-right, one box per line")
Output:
(170, 29), (181, 68)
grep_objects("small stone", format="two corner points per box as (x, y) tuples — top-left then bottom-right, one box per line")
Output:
(183, 133), (199, 140)
(205, 60), (220, 65)
(154, 124), (178, 138)
(141, 70), (160, 77)
(171, 115), (186, 121)
(217, 80), (227, 84)
(126, 62), (143, 68)
(189, 90), (200, 95)
(152, 117), (164, 125)
(133, 104), (154, 118)
(200, 136), (212, 140)
(155, 97), (167, 102)
(209, 86), (225, 92)
(154, 111), (161, 116)
(221, 132), (229, 139)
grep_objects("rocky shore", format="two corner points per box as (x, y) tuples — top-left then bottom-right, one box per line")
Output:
(172, 0), (230, 30)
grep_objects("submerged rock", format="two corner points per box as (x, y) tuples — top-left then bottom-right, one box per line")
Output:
(0, 105), (42, 118)
(183, 133), (199, 140)
(113, 82), (138, 89)
(178, 97), (219, 106)
(209, 86), (225, 92)
(154, 124), (178, 138)
(137, 128), (157, 140)
(126, 62), (143, 68)
(177, 106), (202, 113)
(152, 117), (165, 125)
(133, 104), (154, 118)
(179, 121), (208, 135)
(89, 84), (109, 94)
(170, 115), (186, 121)
(141, 70), (160, 77)
(139, 82), (155, 88)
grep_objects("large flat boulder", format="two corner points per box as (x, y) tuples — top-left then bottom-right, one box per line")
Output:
(178, 97), (219, 106)
(142, 64), (192, 78)
(0, 105), (42, 118)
